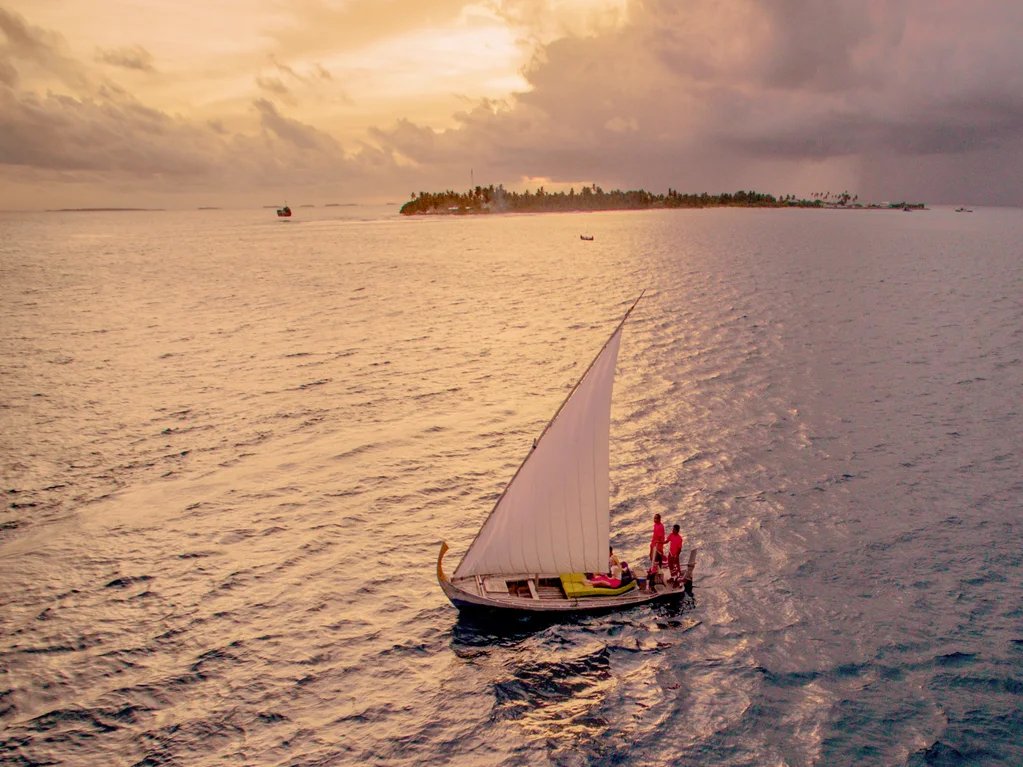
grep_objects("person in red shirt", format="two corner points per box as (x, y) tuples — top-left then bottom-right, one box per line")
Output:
(649, 513), (665, 563)
(666, 524), (684, 584)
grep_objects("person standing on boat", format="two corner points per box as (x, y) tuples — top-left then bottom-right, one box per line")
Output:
(649, 513), (666, 563)
(667, 524), (685, 584)
(609, 546), (620, 572)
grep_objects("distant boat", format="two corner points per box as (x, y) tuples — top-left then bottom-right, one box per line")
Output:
(437, 293), (697, 615)
(277, 206), (292, 218)
(955, 207), (973, 213)
(580, 235), (594, 241)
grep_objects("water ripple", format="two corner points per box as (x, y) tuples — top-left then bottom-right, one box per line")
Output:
(2, 207), (1022, 765)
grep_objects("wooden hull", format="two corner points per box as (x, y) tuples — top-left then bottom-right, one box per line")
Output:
(439, 577), (690, 616)
(437, 543), (696, 616)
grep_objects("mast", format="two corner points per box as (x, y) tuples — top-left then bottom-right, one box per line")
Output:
(529, 290), (644, 453)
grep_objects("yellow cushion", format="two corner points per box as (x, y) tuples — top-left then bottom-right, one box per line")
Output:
(560, 573), (637, 598)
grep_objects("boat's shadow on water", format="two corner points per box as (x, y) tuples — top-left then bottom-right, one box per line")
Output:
(446, 595), (699, 754)
(449, 592), (698, 650)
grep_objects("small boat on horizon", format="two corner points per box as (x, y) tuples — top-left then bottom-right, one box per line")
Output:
(955, 207), (973, 213)
(580, 235), (594, 241)
(437, 293), (696, 616)
(277, 205), (292, 218)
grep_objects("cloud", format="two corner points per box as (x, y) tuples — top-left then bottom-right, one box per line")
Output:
(253, 57), (347, 106)
(95, 44), (156, 73)
(256, 75), (290, 95)
(4, 1), (1023, 207)
(268, 0), (470, 59)
(0, 81), (378, 191)
(253, 97), (340, 151)
(604, 116), (638, 134)
(0, 6), (92, 91)
(0, 6), (53, 56)
(0, 57), (16, 86)
(365, 0), (1023, 204)
(0, 7), (377, 206)
(0, 87), (212, 175)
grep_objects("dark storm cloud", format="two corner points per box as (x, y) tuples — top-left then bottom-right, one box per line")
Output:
(741, 0), (891, 92)
(369, 0), (1023, 204)
(95, 44), (156, 72)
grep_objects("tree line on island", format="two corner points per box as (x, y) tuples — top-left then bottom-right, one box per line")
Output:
(398, 185), (894, 215)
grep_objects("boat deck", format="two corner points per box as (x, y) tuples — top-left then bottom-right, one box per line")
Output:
(440, 550), (696, 614)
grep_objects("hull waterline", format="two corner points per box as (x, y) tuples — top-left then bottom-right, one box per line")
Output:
(438, 542), (695, 616)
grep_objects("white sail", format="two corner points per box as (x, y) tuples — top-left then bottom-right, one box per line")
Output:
(453, 328), (622, 578)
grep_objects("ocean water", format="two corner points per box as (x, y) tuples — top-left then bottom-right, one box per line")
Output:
(1, 204), (1021, 766)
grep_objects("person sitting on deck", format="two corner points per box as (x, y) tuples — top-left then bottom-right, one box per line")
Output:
(667, 524), (685, 585)
(618, 561), (633, 585)
(649, 513), (666, 562)
(587, 563), (623, 589)
(609, 546), (620, 571)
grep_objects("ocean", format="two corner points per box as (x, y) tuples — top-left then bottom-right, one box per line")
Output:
(1, 204), (1021, 766)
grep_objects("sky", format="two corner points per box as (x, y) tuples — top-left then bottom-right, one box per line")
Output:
(2, 0), (1023, 209)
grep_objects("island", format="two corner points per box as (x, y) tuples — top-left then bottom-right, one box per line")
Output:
(47, 207), (166, 212)
(400, 186), (925, 215)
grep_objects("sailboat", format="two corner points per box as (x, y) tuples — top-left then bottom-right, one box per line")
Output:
(437, 293), (696, 614)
